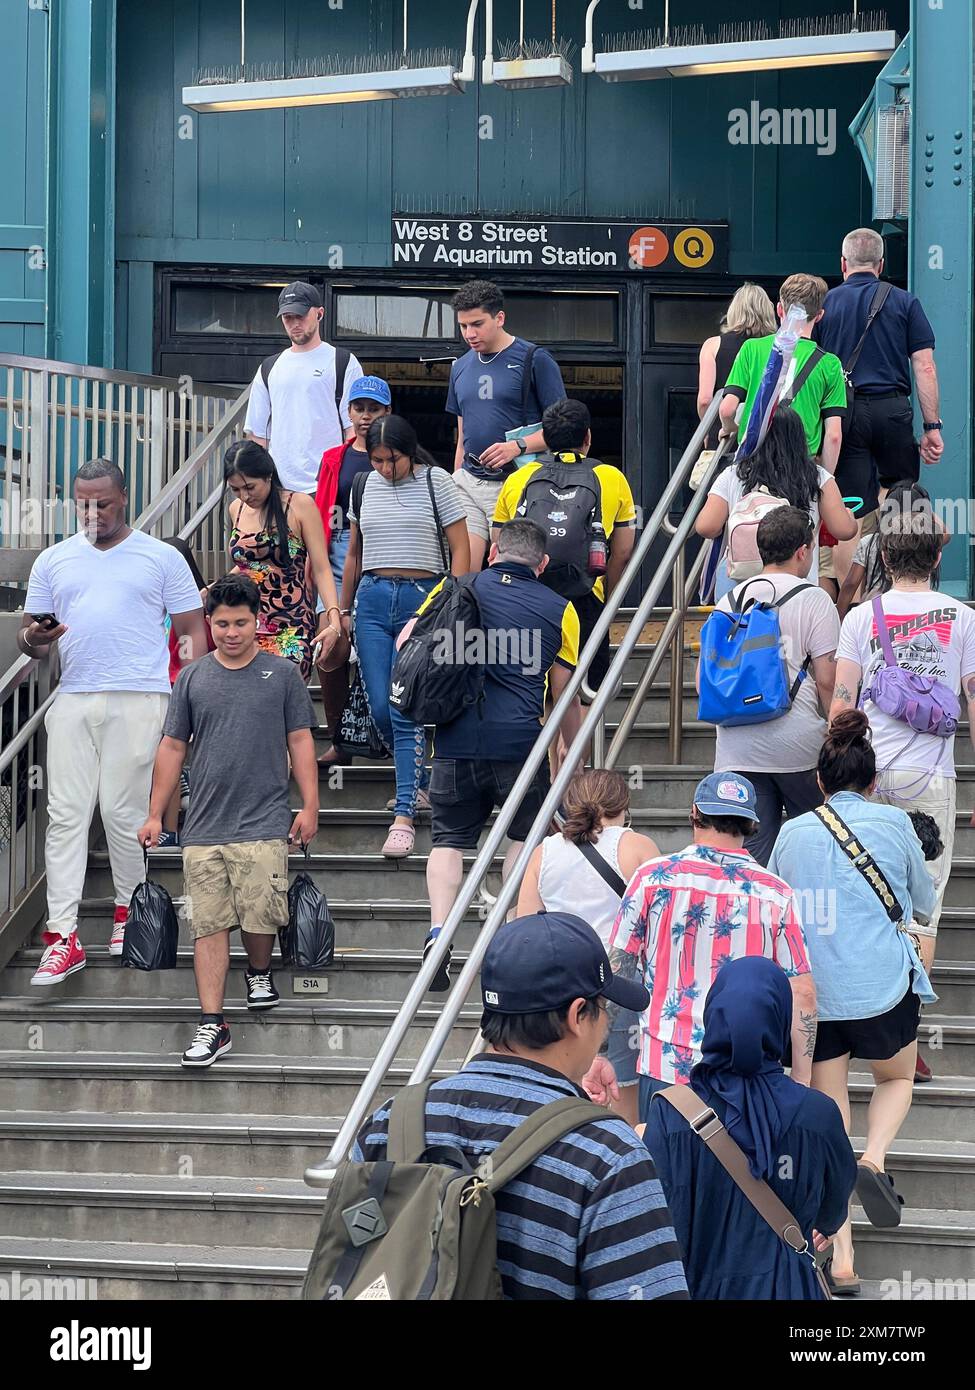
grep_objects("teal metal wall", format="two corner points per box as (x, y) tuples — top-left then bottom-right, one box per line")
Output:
(112, 0), (904, 370)
(0, 0), (48, 356)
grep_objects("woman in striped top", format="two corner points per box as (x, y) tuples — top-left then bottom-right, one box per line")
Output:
(339, 415), (470, 857)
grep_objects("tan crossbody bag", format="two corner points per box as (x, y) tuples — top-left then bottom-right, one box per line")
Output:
(657, 1085), (832, 1300)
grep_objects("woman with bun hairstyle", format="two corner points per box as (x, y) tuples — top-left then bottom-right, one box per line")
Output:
(517, 770), (660, 1125)
(768, 709), (937, 1295)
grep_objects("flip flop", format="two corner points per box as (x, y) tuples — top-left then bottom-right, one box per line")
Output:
(822, 1257), (861, 1298)
(856, 1162), (904, 1229)
(382, 825), (416, 858)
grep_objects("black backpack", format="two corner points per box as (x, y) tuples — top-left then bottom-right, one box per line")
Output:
(515, 454), (602, 599)
(260, 345), (350, 439)
(389, 575), (484, 727)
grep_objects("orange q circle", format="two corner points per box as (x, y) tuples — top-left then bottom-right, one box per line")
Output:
(628, 226), (670, 268)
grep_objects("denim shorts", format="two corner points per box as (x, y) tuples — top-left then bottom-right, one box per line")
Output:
(606, 1009), (640, 1087)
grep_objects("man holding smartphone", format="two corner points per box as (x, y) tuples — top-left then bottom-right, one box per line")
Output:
(20, 458), (208, 984)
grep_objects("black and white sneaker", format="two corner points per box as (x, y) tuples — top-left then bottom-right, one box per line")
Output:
(422, 932), (452, 994)
(181, 1021), (232, 1068)
(179, 770), (190, 811)
(245, 968), (280, 1010)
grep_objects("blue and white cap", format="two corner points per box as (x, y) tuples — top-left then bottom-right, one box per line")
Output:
(692, 772), (760, 824)
(348, 375), (391, 406)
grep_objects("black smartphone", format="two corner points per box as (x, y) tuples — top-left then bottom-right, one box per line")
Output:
(32, 613), (59, 630)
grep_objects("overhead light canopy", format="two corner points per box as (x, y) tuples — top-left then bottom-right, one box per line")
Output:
(582, 1), (897, 80)
(183, 0), (479, 112)
(482, 0), (573, 90)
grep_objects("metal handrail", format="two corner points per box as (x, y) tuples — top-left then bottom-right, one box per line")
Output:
(304, 393), (728, 1185)
(0, 353), (239, 397)
(134, 388), (250, 533)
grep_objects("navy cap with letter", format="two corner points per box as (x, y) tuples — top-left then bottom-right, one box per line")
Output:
(480, 912), (650, 1016)
(692, 771), (760, 824)
(277, 281), (323, 317)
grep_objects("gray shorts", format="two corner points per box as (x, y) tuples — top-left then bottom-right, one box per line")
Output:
(453, 469), (506, 542)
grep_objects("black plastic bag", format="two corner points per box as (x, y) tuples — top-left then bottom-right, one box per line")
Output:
(336, 658), (390, 761)
(281, 870), (335, 969)
(121, 853), (179, 971)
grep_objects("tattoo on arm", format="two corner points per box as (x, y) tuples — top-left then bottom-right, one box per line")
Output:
(833, 682), (854, 705)
(966, 676), (975, 702)
(800, 1010), (818, 1059)
(602, 946), (641, 1047)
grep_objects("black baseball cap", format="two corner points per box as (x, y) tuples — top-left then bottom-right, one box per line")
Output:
(481, 913), (650, 1016)
(277, 281), (323, 317)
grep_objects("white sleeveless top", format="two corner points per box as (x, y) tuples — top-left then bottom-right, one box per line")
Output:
(537, 825), (629, 949)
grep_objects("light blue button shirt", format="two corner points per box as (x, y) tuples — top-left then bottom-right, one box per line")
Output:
(768, 791), (937, 1021)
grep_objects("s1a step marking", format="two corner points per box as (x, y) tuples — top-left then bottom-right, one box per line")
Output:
(293, 976), (330, 995)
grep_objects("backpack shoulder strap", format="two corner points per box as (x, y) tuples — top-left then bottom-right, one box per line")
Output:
(424, 467), (449, 573)
(260, 351), (283, 391)
(780, 345), (825, 406)
(520, 342), (538, 420)
(484, 1097), (616, 1194)
(813, 802), (904, 923)
(575, 837), (627, 897)
(871, 594), (897, 668)
(386, 1080), (435, 1163)
(770, 581), (815, 612)
(334, 347), (351, 429)
(350, 468), (370, 528)
(656, 1086), (809, 1255)
(844, 280), (893, 379)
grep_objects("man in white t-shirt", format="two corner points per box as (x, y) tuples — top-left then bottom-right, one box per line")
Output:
(832, 511), (975, 987)
(19, 459), (208, 984)
(244, 281), (363, 495)
(700, 507), (840, 865)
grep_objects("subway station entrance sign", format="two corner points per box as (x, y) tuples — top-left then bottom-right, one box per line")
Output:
(391, 217), (728, 273)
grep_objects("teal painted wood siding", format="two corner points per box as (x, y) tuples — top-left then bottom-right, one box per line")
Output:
(0, 0), (48, 355)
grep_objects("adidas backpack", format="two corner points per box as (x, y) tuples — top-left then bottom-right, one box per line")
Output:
(515, 455), (602, 599)
(725, 486), (790, 581)
(302, 1082), (613, 1301)
(389, 575), (484, 726)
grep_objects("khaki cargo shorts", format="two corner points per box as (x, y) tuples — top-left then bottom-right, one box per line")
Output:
(182, 839), (290, 940)
(453, 469), (506, 542)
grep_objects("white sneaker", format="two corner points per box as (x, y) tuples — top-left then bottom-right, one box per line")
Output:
(108, 912), (127, 957)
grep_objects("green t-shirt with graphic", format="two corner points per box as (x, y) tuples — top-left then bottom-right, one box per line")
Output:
(724, 334), (847, 456)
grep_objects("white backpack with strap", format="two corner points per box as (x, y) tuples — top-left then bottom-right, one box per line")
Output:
(725, 487), (790, 580)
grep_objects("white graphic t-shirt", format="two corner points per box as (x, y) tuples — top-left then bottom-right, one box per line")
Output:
(836, 588), (975, 777)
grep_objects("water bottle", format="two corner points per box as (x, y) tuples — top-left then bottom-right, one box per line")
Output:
(588, 522), (608, 578)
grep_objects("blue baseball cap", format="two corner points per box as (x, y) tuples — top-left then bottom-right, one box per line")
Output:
(481, 912), (650, 1016)
(348, 375), (391, 407)
(693, 772), (760, 824)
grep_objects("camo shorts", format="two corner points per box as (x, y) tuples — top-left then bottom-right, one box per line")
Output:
(182, 839), (290, 940)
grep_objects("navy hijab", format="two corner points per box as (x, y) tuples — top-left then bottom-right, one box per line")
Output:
(690, 956), (807, 1180)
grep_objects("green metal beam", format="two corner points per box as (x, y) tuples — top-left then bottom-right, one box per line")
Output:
(909, 3), (974, 597)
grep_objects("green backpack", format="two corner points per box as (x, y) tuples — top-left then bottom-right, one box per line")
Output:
(302, 1081), (613, 1301)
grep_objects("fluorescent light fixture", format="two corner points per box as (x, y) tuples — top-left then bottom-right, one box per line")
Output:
(489, 55), (573, 89)
(183, 67), (462, 112)
(590, 31), (898, 80)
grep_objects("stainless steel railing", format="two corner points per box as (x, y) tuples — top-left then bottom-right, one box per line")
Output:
(304, 393), (728, 1185)
(0, 354), (239, 549)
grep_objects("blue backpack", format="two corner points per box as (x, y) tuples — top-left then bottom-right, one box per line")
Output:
(698, 579), (814, 727)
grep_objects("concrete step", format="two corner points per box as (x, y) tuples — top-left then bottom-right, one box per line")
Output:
(927, 963), (975, 1018)
(0, 1235), (307, 1300)
(938, 911), (975, 962)
(913, 1016), (975, 1074)
(849, 1207), (975, 1283)
(7, 942), (478, 1004)
(0, 1109), (342, 1179)
(0, 1170), (324, 1248)
(0, 998), (480, 1061)
(849, 1072), (975, 1140)
(864, 1138), (975, 1213)
(0, 1051), (452, 1116)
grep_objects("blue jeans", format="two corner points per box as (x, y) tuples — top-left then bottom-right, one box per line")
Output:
(639, 1073), (670, 1124)
(329, 527), (351, 594)
(353, 574), (435, 817)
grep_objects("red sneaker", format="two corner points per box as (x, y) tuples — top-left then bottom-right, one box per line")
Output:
(914, 1052), (933, 1084)
(31, 930), (86, 985)
(109, 906), (128, 957)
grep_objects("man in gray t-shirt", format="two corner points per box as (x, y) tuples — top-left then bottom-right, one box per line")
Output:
(138, 574), (318, 1067)
(698, 507), (840, 866)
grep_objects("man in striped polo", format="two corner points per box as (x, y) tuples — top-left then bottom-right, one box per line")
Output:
(352, 912), (688, 1301)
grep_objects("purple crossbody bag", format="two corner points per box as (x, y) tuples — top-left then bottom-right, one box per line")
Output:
(861, 595), (960, 737)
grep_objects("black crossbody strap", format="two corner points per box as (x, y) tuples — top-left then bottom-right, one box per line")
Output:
(780, 345), (825, 405)
(575, 837), (628, 897)
(425, 467), (449, 573)
(814, 803), (904, 923)
(844, 281), (893, 381)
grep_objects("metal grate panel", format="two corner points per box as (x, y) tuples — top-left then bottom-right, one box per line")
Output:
(874, 102), (911, 219)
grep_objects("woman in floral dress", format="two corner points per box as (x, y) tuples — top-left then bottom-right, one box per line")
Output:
(224, 440), (341, 680)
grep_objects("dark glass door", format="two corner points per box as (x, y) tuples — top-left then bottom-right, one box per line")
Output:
(638, 360), (701, 605)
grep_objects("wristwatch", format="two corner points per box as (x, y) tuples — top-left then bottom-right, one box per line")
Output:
(922, 420), (943, 431)
(516, 438), (528, 454)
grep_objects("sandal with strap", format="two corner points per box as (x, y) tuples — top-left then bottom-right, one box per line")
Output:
(856, 1161), (905, 1229)
(382, 824), (416, 858)
(822, 1256), (861, 1298)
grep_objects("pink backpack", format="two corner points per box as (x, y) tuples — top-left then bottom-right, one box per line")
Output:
(726, 488), (790, 580)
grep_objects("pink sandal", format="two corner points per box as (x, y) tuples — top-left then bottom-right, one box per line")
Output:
(382, 824), (416, 858)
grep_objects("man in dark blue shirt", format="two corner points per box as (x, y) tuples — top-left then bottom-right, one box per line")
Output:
(447, 280), (566, 571)
(815, 228), (942, 593)
(418, 518), (581, 990)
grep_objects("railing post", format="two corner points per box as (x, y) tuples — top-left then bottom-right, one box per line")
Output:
(668, 545), (685, 765)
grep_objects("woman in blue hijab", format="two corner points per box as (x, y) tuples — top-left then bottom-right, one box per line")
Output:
(642, 957), (856, 1299)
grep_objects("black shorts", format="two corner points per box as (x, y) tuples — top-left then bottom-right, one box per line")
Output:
(573, 589), (611, 693)
(813, 982), (920, 1063)
(429, 757), (551, 850)
(835, 392), (919, 514)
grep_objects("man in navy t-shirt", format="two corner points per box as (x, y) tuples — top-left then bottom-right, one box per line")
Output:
(447, 279), (565, 569)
